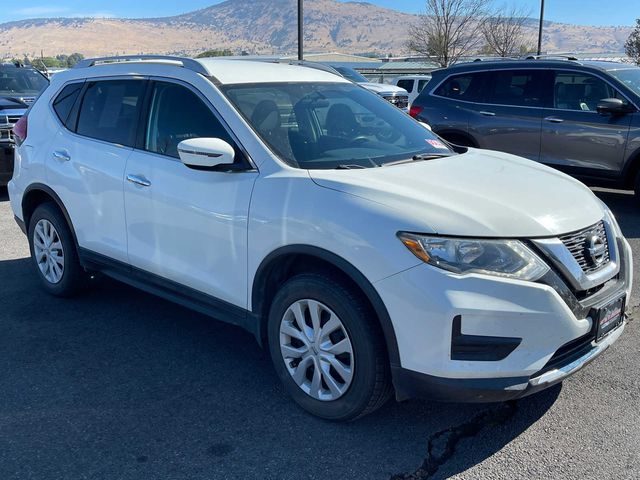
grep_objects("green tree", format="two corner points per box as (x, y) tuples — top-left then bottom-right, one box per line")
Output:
(625, 19), (640, 65)
(196, 49), (233, 58)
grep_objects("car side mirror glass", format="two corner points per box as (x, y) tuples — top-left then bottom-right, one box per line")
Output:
(177, 138), (235, 169)
(597, 98), (631, 116)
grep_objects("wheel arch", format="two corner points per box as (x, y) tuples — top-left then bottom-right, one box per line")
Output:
(434, 129), (478, 148)
(622, 146), (640, 189)
(251, 245), (401, 368)
(22, 183), (79, 248)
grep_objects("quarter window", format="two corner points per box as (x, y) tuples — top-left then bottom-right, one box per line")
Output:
(417, 79), (430, 92)
(434, 73), (486, 102)
(145, 82), (237, 159)
(483, 70), (546, 107)
(397, 80), (414, 92)
(554, 72), (621, 111)
(76, 80), (144, 147)
(52, 82), (83, 128)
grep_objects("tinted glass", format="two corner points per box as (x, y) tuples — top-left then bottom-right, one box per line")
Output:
(484, 70), (546, 107)
(0, 67), (48, 96)
(554, 72), (620, 111)
(608, 68), (640, 97)
(222, 82), (454, 170)
(53, 82), (83, 127)
(417, 79), (430, 92)
(146, 82), (236, 159)
(76, 80), (144, 147)
(434, 73), (485, 102)
(397, 79), (414, 91)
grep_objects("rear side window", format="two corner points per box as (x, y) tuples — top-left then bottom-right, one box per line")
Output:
(397, 79), (414, 92)
(484, 70), (547, 107)
(417, 79), (430, 92)
(76, 80), (145, 147)
(145, 82), (237, 159)
(434, 73), (486, 102)
(52, 82), (83, 128)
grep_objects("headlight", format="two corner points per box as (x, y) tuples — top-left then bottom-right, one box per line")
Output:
(398, 233), (549, 281)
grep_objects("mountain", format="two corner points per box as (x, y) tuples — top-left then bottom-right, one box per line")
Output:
(0, 0), (633, 59)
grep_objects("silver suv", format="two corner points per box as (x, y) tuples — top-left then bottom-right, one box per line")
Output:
(410, 59), (640, 198)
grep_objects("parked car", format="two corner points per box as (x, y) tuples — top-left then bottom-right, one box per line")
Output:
(394, 75), (432, 105)
(0, 63), (49, 186)
(325, 64), (410, 111)
(410, 59), (640, 197)
(9, 55), (632, 420)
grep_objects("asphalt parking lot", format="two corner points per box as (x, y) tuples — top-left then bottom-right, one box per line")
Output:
(0, 186), (639, 480)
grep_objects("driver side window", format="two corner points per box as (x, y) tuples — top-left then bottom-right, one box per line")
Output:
(145, 82), (236, 159)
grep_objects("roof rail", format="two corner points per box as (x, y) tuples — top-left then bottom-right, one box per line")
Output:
(74, 55), (208, 75)
(523, 54), (579, 61)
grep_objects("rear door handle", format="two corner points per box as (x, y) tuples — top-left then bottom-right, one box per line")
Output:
(52, 150), (71, 162)
(544, 116), (564, 123)
(126, 174), (151, 187)
(479, 111), (496, 117)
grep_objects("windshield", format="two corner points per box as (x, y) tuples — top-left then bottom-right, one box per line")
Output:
(334, 67), (369, 83)
(221, 82), (454, 169)
(609, 68), (640, 97)
(0, 67), (49, 97)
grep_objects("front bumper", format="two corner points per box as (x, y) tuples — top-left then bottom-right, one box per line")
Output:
(376, 235), (632, 403)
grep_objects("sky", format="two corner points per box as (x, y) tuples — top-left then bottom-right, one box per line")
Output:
(1, 1), (638, 26)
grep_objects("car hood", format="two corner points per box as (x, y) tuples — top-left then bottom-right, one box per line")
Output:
(359, 82), (408, 95)
(308, 149), (604, 238)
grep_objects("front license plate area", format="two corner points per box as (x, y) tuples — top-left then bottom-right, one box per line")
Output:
(595, 296), (625, 341)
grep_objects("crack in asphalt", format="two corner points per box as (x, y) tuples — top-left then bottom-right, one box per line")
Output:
(390, 401), (518, 480)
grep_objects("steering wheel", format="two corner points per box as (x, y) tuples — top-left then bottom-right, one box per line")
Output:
(349, 135), (370, 145)
(375, 129), (401, 143)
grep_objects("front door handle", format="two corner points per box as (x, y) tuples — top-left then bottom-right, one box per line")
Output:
(52, 150), (71, 162)
(544, 116), (564, 123)
(126, 174), (151, 187)
(479, 111), (496, 117)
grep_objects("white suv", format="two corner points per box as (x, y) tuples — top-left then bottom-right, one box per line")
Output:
(8, 55), (633, 421)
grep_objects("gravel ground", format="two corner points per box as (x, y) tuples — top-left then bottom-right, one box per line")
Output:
(0, 186), (638, 480)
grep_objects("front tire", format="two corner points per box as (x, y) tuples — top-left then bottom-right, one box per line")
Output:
(27, 203), (86, 297)
(268, 273), (392, 421)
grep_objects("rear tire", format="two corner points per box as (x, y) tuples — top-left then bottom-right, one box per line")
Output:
(634, 171), (640, 199)
(27, 203), (86, 297)
(267, 273), (392, 421)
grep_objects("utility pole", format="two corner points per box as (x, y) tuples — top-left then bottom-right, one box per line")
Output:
(537, 0), (545, 56)
(298, 0), (304, 60)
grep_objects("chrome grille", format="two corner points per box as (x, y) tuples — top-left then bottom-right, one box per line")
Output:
(559, 220), (610, 274)
(382, 95), (409, 110)
(0, 115), (21, 144)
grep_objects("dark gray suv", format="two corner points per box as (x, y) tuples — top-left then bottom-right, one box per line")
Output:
(410, 59), (640, 197)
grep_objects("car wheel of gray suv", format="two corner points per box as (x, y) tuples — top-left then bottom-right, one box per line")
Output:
(267, 273), (392, 421)
(28, 203), (86, 297)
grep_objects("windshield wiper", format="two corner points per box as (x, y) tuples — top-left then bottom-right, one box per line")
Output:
(383, 153), (452, 167)
(335, 164), (368, 169)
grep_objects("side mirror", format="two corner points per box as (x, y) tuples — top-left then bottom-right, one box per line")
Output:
(177, 138), (235, 169)
(597, 98), (632, 116)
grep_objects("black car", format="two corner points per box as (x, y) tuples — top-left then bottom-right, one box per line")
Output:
(0, 63), (49, 186)
(410, 58), (640, 197)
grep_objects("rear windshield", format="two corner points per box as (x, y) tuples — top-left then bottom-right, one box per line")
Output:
(221, 82), (454, 170)
(0, 67), (49, 97)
